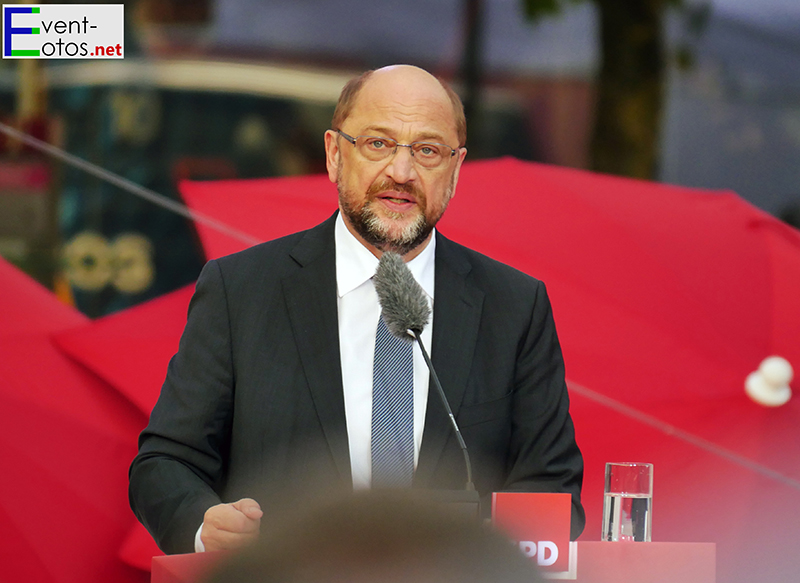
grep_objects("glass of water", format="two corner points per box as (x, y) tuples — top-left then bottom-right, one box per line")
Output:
(602, 462), (653, 542)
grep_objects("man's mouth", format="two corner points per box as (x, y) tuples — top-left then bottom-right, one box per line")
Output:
(376, 191), (417, 210)
(380, 193), (413, 203)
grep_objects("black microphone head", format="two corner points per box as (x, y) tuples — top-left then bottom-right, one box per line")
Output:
(374, 251), (431, 341)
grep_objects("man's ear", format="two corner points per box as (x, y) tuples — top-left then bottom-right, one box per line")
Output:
(449, 147), (468, 199)
(324, 130), (340, 184)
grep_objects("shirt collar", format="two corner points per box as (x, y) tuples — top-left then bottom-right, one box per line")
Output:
(335, 212), (436, 299)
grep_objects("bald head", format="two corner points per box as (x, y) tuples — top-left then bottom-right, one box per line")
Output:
(325, 64), (468, 259)
(332, 65), (466, 147)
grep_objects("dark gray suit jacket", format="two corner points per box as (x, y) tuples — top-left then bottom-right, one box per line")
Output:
(129, 214), (584, 554)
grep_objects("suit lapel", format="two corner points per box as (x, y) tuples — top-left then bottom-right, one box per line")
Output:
(280, 221), (483, 489)
(282, 215), (352, 485)
(414, 233), (484, 488)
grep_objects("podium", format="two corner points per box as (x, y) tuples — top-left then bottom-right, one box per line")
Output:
(151, 542), (716, 583)
(571, 542), (715, 582)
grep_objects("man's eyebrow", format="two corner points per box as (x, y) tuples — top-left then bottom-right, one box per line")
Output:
(361, 125), (394, 136)
(361, 125), (448, 143)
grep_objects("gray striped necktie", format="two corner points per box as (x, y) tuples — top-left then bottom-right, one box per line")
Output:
(371, 313), (414, 488)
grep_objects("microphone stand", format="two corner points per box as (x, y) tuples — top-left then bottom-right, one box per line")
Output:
(412, 329), (476, 493)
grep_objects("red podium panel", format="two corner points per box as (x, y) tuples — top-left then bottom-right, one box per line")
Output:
(151, 542), (715, 582)
(152, 552), (226, 583)
(492, 492), (573, 575)
(573, 542), (715, 583)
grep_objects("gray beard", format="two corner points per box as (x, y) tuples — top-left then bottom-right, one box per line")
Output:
(337, 183), (436, 255)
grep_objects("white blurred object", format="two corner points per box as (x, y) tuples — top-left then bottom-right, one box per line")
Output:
(745, 356), (793, 407)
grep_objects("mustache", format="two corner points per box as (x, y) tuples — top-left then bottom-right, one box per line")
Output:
(366, 179), (424, 200)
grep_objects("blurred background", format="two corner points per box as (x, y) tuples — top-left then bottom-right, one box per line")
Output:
(3, 3), (800, 583)
(2, 0), (799, 317)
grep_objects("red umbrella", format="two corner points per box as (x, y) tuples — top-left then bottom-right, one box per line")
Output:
(176, 158), (800, 583)
(52, 286), (194, 571)
(53, 285), (194, 417)
(53, 159), (800, 581)
(51, 287), (195, 569)
(179, 172), (335, 260)
(0, 257), (149, 583)
(1, 254), (86, 338)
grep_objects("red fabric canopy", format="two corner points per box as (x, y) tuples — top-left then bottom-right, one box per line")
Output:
(51, 158), (800, 582)
(0, 256), (86, 338)
(52, 287), (195, 571)
(179, 158), (800, 582)
(53, 286), (193, 417)
(0, 257), (149, 583)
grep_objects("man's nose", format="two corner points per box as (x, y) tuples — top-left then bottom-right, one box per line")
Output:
(384, 145), (418, 184)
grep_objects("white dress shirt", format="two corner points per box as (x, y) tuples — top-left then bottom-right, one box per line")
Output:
(335, 212), (434, 489)
(196, 213), (435, 551)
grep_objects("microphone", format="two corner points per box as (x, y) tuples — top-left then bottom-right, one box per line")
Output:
(374, 251), (476, 493)
(373, 250), (430, 339)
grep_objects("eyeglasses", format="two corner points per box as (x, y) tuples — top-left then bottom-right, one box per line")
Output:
(334, 129), (458, 169)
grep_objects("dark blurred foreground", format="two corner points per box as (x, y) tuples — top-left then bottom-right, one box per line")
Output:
(204, 490), (546, 583)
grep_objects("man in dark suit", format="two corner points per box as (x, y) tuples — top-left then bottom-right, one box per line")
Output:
(129, 65), (584, 555)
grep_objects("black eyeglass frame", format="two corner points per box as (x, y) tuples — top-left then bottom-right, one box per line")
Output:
(334, 129), (459, 166)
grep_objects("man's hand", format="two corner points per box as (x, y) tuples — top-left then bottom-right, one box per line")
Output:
(201, 498), (263, 552)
